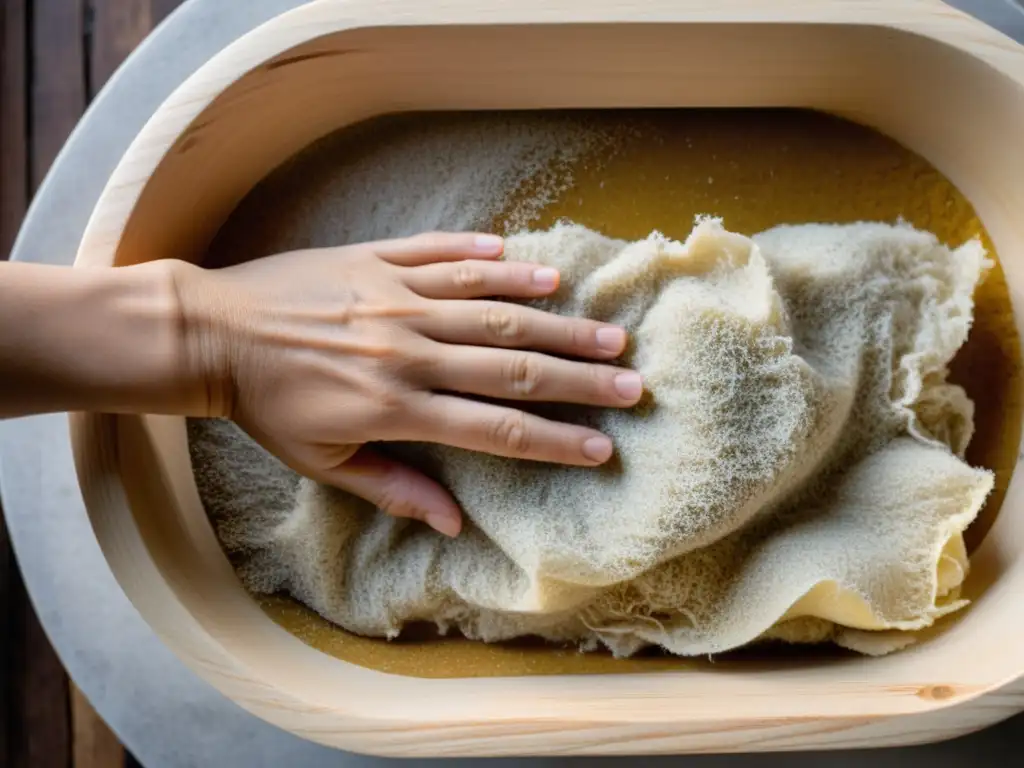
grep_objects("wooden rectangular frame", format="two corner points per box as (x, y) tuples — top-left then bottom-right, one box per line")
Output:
(70, 0), (1024, 757)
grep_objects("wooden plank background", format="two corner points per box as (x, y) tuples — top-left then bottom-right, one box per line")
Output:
(1, 3), (185, 766)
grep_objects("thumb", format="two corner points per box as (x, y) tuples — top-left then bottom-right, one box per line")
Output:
(323, 446), (463, 537)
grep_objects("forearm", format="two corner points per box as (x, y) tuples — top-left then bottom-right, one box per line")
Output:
(0, 260), (216, 419)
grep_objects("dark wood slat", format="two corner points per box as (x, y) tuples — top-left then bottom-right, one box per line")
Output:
(1, 546), (9, 768)
(8, 2), (89, 767)
(1, 0), (28, 259)
(2, 0), (30, 765)
(149, 0), (183, 26)
(90, 1), (154, 94)
(10, 595), (72, 768)
(72, 687), (125, 768)
(31, 0), (87, 188)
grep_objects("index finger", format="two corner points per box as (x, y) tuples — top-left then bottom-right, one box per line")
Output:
(374, 231), (505, 266)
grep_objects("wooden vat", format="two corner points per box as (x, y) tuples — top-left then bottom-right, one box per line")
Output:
(70, 0), (1024, 757)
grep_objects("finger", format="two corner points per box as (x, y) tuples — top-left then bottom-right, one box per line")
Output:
(323, 447), (462, 537)
(374, 231), (504, 267)
(402, 260), (560, 300)
(406, 394), (616, 466)
(425, 346), (643, 407)
(412, 300), (628, 359)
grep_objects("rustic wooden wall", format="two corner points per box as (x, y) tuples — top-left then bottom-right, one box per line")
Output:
(1, 3), (185, 766)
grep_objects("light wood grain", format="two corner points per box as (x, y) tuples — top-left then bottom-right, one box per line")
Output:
(69, 0), (1024, 758)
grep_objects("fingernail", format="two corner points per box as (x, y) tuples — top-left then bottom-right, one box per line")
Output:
(596, 326), (627, 353)
(474, 234), (504, 254)
(426, 511), (461, 538)
(532, 267), (559, 291)
(582, 436), (614, 463)
(614, 372), (644, 401)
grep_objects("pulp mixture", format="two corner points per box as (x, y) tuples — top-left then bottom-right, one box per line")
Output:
(199, 109), (1021, 678)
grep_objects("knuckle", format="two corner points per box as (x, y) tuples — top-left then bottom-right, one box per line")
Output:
(452, 264), (485, 291)
(414, 231), (448, 249)
(489, 411), (531, 454)
(358, 345), (402, 378)
(397, 347), (434, 381)
(563, 320), (586, 351)
(376, 478), (423, 521)
(586, 363), (617, 398)
(483, 305), (526, 343)
(506, 353), (542, 396)
(350, 375), (406, 428)
(588, 362), (610, 388)
(373, 328), (421, 366)
(371, 388), (407, 420)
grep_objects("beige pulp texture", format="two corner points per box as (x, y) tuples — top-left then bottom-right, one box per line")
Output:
(193, 109), (1022, 678)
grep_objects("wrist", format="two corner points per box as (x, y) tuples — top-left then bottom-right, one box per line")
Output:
(0, 259), (230, 418)
(164, 259), (236, 420)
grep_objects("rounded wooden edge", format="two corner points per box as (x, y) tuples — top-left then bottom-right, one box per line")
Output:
(74, 0), (1024, 267)
(69, 0), (1024, 756)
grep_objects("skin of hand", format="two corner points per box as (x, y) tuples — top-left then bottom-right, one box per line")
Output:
(0, 232), (641, 537)
(179, 231), (643, 536)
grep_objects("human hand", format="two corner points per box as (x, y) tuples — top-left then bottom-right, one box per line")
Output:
(175, 232), (642, 536)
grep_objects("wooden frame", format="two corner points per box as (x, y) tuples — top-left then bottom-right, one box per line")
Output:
(70, 0), (1024, 757)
